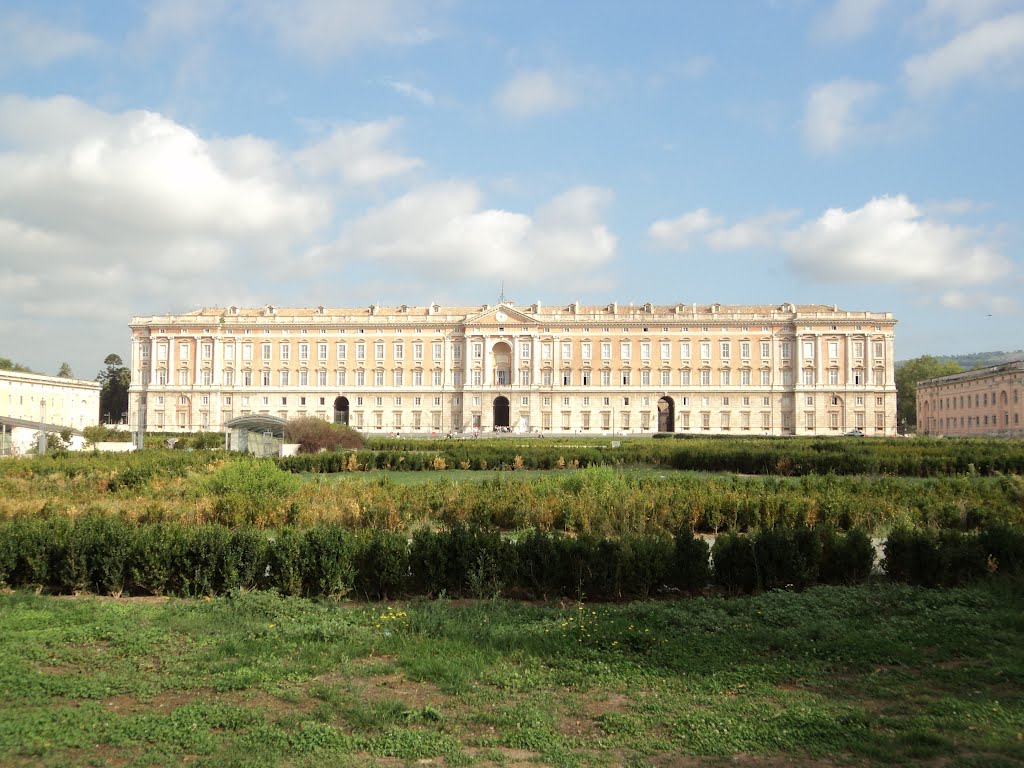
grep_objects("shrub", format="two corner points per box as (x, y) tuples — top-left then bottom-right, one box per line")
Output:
(129, 523), (180, 595)
(672, 527), (711, 592)
(754, 527), (821, 591)
(284, 417), (365, 453)
(204, 458), (301, 526)
(409, 527), (448, 597)
(712, 533), (758, 594)
(223, 527), (268, 592)
(267, 528), (305, 596)
(83, 425), (133, 445)
(979, 524), (1024, 575)
(301, 525), (356, 598)
(354, 530), (409, 600)
(818, 527), (874, 584)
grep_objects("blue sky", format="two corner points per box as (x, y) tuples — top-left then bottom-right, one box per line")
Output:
(1, 0), (1022, 379)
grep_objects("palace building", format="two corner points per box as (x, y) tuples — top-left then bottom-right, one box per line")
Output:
(916, 362), (1024, 437)
(128, 301), (898, 436)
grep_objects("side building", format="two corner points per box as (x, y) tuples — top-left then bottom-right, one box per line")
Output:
(128, 302), (898, 436)
(916, 362), (1024, 437)
(0, 369), (101, 430)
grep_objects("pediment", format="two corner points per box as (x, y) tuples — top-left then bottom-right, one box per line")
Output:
(464, 305), (537, 326)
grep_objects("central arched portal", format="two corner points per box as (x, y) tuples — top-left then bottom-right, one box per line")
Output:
(491, 341), (512, 386)
(657, 396), (675, 433)
(333, 396), (350, 425)
(493, 396), (510, 430)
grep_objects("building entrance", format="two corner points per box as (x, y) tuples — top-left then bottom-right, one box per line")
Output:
(657, 396), (675, 432)
(333, 396), (350, 425)
(493, 396), (510, 430)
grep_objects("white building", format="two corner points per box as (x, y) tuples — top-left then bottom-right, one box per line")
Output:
(128, 301), (898, 436)
(0, 370), (100, 431)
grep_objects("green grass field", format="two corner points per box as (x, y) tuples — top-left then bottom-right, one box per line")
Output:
(2, 582), (1022, 767)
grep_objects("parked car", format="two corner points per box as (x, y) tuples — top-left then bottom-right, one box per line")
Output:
(844, 429), (865, 437)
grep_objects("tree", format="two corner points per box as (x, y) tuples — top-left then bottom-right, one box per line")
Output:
(895, 356), (962, 433)
(97, 353), (131, 424)
(57, 362), (74, 378)
(0, 357), (32, 373)
(284, 416), (365, 453)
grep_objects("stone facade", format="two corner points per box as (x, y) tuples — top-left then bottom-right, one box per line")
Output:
(128, 301), (898, 436)
(0, 370), (101, 430)
(916, 362), (1024, 437)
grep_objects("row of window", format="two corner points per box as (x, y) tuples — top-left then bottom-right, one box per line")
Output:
(933, 413), (1021, 429)
(930, 389), (1019, 410)
(140, 339), (889, 364)
(144, 365), (887, 388)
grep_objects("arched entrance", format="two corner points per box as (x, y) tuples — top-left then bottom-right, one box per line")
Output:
(492, 341), (512, 386)
(657, 396), (675, 433)
(333, 396), (350, 425)
(493, 396), (510, 430)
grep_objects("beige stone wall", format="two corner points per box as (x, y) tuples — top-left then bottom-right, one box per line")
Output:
(917, 363), (1024, 437)
(128, 302), (898, 436)
(0, 370), (100, 430)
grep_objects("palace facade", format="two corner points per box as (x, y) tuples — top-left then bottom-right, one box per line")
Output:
(128, 301), (898, 436)
(917, 362), (1024, 437)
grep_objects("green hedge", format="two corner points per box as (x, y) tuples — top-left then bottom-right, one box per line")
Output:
(276, 435), (1024, 477)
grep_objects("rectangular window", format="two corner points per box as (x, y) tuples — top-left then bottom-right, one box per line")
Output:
(620, 341), (631, 359)
(433, 371), (442, 386)
(782, 369), (793, 385)
(601, 342), (612, 360)
(741, 369), (751, 385)
(828, 341), (839, 359)
(805, 411), (815, 430)
(374, 342), (385, 360)
(680, 342), (691, 360)
(760, 370), (770, 386)
(641, 370), (651, 386)
(780, 341), (791, 360)
(261, 342), (271, 360)
(356, 371), (365, 386)
(700, 369), (711, 386)
(720, 342), (731, 359)
(336, 343), (347, 360)
(317, 370), (327, 386)
(601, 370), (611, 386)
(202, 343), (212, 360)
(700, 342), (711, 359)
(721, 412), (730, 430)
(374, 370), (385, 386)
(414, 343), (424, 360)
(261, 370), (271, 386)
(681, 370), (691, 386)
(395, 369), (404, 386)
(561, 341), (572, 359)
(280, 343), (290, 361)
(829, 369), (839, 385)
(660, 341), (671, 360)
(581, 342), (591, 360)
(803, 340), (814, 359)
(433, 342), (442, 359)
(223, 370), (234, 386)
(356, 343), (366, 360)
(874, 369), (885, 385)
(621, 370), (631, 386)
(803, 369), (814, 385)
(520, 341), (531, 358)
(640, 342), (651, 359)
(223, 343), (234, 360)
(280, 370), (290, 386)
(873, 341), (884, 358)
(720, 369), (731, 386)
(453, 343), (462, 360)
(542, 342), (552, 360)
(661, 370), (671, 386)
(759, 341), (769, 359)
(202, 369), (212, 385)
(180, 344), (191, 361)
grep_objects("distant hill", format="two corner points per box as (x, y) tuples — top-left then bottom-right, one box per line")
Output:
(897, 350), (1024, 370)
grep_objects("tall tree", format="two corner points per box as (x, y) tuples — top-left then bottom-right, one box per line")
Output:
(895, 356), (962, 433)
(57, 362), (73, 378)
(97, 353), (130, 423)
(0, 357), (32, 372)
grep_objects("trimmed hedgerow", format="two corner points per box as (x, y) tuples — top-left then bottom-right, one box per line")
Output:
(0, 517), (1019, 599)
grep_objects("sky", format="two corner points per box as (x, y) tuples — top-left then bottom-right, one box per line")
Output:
(1, 0), (1022, 380)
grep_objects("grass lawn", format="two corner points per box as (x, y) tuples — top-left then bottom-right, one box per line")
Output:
(1, 582), (1022, 767)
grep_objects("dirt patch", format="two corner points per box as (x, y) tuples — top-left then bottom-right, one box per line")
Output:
(354, 672), (449, 709)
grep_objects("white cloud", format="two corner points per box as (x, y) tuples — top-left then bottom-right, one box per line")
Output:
(135, 0), (444, 59)
(648, 209), (723, 250)
(311, 183), (616, 279)
(916, 0), (1016, 30)
(905, 12), (1024, 95)
(295, 119), (423, 184)
(0, 12), (98, 70)
(783, 195), (1012, 287)
(803, 79), (881, 154)
(940, 290), (1019, 313)
(384, 79), (435, 105)
(495, 70), (579, 118)
(251, 0), (442, 59)
(705, 210), (801, 251)
(813, 0), (888, 43)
